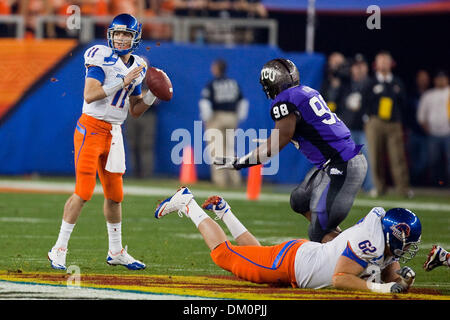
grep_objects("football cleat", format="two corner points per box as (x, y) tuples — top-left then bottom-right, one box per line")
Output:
(154, 187), (194, 219)
(48, 247), (67, 270)
(106, 246), (146, 270)
(202, 196), (230, 220)
(423, 245), (449, 271)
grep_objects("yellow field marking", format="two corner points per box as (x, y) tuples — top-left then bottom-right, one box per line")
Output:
(1, 271), (448, 300)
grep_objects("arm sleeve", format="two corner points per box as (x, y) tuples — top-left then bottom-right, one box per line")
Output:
(86, 65), (106, 84)
(130, 83), (142, 96)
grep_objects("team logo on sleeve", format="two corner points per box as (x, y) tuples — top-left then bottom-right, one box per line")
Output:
(390, 223), (411, 241)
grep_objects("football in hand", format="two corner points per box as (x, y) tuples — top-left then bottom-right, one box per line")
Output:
(145, 67), (173, 101)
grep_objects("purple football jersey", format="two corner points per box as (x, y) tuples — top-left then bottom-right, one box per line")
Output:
(270, 85), (362, 168)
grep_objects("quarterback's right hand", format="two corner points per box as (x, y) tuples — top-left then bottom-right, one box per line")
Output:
(124, 65), (144, 87)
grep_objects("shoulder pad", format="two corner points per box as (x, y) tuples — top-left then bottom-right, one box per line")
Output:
(370, 207), (386, 218)
(84, 45), (113, 67)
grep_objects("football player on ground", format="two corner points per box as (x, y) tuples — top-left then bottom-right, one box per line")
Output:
(423, 245), (450, 271)
(155, 187), (421, 293)
(215, 58), (367, 243)
(48, 14), (158, 270)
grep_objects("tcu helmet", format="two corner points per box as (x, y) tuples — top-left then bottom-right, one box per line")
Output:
(107, 13), (142, 56)
(260, 58), (300, 99)
(382, 208), (422, 263)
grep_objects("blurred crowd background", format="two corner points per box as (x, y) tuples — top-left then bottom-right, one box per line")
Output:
(0, 0), (268, 42)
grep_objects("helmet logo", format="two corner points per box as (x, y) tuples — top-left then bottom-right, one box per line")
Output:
(114, 25), (127, 31)
(390, 223), (410, 242)
(261, 68), (276, 82)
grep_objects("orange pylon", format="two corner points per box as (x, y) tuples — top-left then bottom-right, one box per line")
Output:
(246, 164), (262, 200)
(180, 145), (197, 184)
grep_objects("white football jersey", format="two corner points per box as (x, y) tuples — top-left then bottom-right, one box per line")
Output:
(82, 45), (147, 125)
(294, 207), (397, 289)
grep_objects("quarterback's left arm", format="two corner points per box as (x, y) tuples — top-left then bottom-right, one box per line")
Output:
(129, 89), (157, 118)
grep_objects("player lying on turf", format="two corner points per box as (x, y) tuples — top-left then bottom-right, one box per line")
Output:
(155, 187), (421, 293)
(423, 245), (450, 271)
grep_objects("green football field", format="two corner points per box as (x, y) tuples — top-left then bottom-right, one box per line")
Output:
(0, 176), (449, 296)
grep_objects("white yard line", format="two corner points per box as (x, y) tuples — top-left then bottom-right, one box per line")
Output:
(0, 180), (449, 212)
(0, 279), (212, 300)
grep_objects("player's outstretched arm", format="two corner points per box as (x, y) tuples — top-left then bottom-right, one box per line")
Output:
(332, 256), (369, 292)
(333, 256), (410, 293)
(214, 112), (296, 170)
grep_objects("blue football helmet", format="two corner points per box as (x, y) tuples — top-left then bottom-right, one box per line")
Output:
(382, 208), (422, 263)
(107, 13), (142, 56)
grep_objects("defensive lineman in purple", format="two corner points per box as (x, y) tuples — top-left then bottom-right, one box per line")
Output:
(271, 84), (362, 168)
(214, 58), (367, 243)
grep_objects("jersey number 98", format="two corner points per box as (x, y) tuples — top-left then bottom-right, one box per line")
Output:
(272, 104), (289, 119)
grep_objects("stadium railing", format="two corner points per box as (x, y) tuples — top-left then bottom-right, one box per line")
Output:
(0, 15), (278, 46)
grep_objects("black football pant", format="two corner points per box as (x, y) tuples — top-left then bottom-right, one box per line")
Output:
(290, 153), (367, 242)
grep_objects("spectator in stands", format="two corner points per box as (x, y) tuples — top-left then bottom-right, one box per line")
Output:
(142, 0), (175, 40)
(109, 0), (145, 17)
(417, 70), (450, 187)
(241, 0), (268, 43)
(246, 0), (267, 18)
(173, 0), (208, 17)
(336, 53), (376, 197)
(405, 69), (431, 185)
(19, 0), (56, 38)
(321, 52), (350, 113)
(0, 0), (17, 36)
(364, 51), (412, 198)
(199, 58), (249, 187)
(0, 0), (12, 14)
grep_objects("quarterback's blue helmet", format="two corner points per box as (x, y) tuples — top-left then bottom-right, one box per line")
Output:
(382, 208), (422, 263)
(107, 13), (142, 56)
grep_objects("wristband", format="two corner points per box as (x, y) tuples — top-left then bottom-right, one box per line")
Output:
(143, 90), (157, 106)
(367, 281), (395, 293)
(102, 78), (124, 96)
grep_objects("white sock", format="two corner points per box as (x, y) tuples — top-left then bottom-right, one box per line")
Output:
(107, 222), (122, 254)
(185, 199), (209, 228)
(222, 209), (247, 239)
(54, 220), (75, 249)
